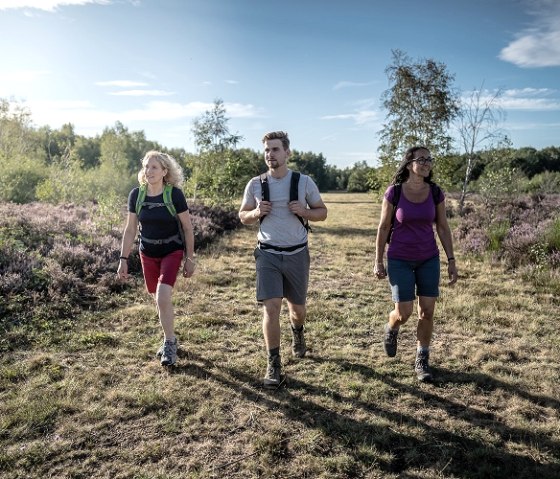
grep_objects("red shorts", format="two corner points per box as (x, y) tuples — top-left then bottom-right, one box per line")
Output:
(140, 250), (183, 293)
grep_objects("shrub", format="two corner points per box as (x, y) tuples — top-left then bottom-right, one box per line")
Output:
(0, 200), (240, 352)
(456, 194), (560, 274)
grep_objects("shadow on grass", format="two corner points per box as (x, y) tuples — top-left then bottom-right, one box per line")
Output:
(171, 352), (559, 479)
(321, 226), (374, 238)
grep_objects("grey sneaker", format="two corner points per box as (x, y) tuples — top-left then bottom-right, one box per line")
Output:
(263, 355), (282, 387)
(383, 323), (399, 357)
(155, 340), (165, 358)
(160, 338), (178, 366)
(415, 350), (433, 382)
(291, 326), (307, 358)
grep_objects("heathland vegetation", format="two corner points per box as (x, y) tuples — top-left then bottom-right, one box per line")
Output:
(1, 193), (559, 478)
(1, 50), (559, 477)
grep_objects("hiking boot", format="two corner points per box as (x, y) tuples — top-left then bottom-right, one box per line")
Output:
(291, 326), (307, 358)
(383, 323), (399, 357)
(263, 355), (282, 387)
(160, 338), (178, 366)
(415, 350), (433, 382)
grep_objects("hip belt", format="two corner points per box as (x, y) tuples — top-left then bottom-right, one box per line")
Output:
(141, 234), (182, 245)
(258, 241), (307, 252)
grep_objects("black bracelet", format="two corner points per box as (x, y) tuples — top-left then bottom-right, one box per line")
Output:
(447, 257), (455, 262)
(119, 256), (128, 261)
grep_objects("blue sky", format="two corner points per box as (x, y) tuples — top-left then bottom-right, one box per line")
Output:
(0, 0), (559, 168)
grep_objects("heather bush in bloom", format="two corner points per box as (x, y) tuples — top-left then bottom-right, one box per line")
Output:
(456, 194), (560, 272)
(0, 200), (240, 352)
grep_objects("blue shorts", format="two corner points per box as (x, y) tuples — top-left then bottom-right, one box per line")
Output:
(387, 255), (440, 303)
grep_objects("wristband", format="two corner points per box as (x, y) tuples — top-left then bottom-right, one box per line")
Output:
(447, 257), (455, 262)
(119, 256), (128, 261)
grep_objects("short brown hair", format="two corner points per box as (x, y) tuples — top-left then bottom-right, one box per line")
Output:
(262, 131), (290, 150)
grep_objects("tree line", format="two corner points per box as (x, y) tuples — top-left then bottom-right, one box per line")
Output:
(1, 49), (559, 208)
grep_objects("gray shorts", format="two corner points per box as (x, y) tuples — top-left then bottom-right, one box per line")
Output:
(253, 247), (310, 304)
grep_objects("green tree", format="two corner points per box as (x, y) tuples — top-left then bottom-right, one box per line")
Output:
(347, 161), (374, 192)
(191, 98), (242, 153)
(188, 99), (244, 203)
(288, 150), (328, 190)
(378, 50), (459, 186)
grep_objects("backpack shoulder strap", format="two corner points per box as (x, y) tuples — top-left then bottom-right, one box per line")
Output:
(135, 185), (147, 216)
(430, 183), (442, 204)
(259, 173), (269, 223)
(163, 184), (177, 217)
(387, 184), (401, 243)
(391, 183), (402, 206)
(290, 171), (309, 231)
(260, 173), (269, 202)
(290, 171), (300, 202)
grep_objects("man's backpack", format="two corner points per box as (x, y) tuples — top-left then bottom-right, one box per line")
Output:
(134, 184), (186, 250)
(387, 182), (442, 243)
(259, 171), (309, 231)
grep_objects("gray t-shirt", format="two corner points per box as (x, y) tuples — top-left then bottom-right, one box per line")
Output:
(241, 170), (322, 254)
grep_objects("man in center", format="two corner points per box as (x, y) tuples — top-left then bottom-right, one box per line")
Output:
(239, 131), (328, 387)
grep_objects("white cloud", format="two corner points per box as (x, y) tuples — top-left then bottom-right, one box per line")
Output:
(333, 80), (377, 90)
(321, 109), (379, 126)
(499, 1), (560, 67)
(0, 69), (50, 83)
(225, 80), (239, 85)
(96, 80), (148, 88)
(501, 88), (560, 110)
(0, 0), (110, 11)
(109, 89), (175, 97)
(461, 87), (560, 111)
(25, 98), (263, 133)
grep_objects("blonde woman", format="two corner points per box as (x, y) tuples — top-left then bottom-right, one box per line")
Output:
(118, 151), (195, 366)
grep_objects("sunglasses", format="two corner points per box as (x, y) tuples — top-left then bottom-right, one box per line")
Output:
(413, 156), (434, 165)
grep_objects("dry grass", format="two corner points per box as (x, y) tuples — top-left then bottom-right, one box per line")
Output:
(1, 192), (559, 479)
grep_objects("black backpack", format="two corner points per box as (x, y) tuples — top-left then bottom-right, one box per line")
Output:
(387, 182), (442, 243)
(260, 171), (309, 231)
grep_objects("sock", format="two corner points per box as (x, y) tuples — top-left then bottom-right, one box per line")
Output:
(268, 347), (280, 358)
(417, 346), (429, 355)
(291, 325), (304, 332)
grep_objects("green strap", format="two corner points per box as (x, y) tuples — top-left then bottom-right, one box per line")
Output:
(135, 184), (176, 217)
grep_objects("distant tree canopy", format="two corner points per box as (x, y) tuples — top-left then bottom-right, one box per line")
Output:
(1, 91), (559, 206)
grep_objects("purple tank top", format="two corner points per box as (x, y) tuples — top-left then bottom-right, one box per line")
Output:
(384, 184), (444, 261)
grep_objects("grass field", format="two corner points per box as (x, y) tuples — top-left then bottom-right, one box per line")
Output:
(1, 192), (559, 478)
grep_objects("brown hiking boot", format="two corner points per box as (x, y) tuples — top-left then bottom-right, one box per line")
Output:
(263, 355), (282, 387)
(415, 350), (433, 382)
(291, 326), (307, 358)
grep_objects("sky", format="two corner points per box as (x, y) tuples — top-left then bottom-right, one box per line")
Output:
(0, 0), (559, 169)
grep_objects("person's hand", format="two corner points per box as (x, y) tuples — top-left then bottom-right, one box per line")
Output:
(117, 259), (128, 280)
(447, 260), (458, 285)
(257, 200), (272, 218)
(288, 200), (306, 218)
(183, 257), (196, 278)
(374, 262), (387, 279)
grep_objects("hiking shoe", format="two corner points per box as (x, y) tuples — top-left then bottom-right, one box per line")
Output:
(160, 338), (178, 366)
(415, 350), (433, 382)
(263, 355), (282, 387)
(155, 340), (165, 358)
(383, 323), (399, 357)
(291, 326), (307, 358)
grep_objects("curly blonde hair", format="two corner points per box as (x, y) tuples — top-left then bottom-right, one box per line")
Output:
(137, 150), (184, 187)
